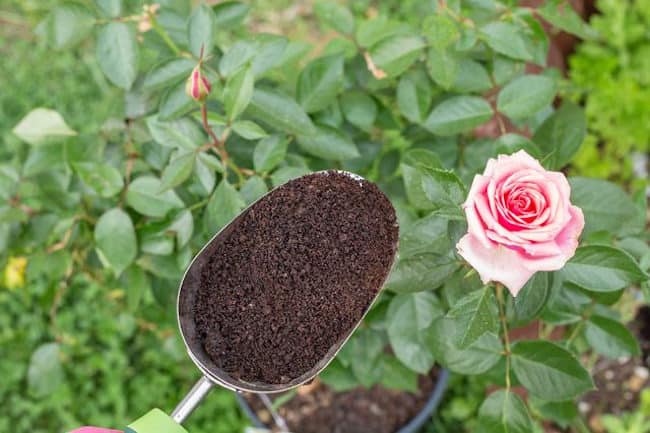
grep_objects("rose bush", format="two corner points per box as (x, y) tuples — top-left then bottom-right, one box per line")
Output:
(1, 0), (649, 432)
(457, 150), (584, 295)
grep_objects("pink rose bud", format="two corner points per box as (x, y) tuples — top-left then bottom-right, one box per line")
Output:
(185, 65), (211, 102)
(456, 150), (584, 297)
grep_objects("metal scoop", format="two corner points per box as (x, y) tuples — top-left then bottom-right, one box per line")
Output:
(169, 171), (399, 425)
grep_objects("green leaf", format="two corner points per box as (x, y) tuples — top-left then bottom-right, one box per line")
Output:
(95, 0), (122, 18)
(528, 399), (578, 429)
(73, 162), (124, 198)
(533, 101), (586, 169)
(420, 168), (466, 216)
(397, 69), (432, 123)
(253, 135), (289, 172)
(319, 359), (358, 392)
(144, 58), (196, 90)
(447, 286), (498, 349)
(422, 14), (459, 51)
(496, 133), (543, 159)
(497, 75), (556, 120)
(400, 149), (443, 210)
(368, 34), (426, 78)
(511, 340), (594, 401)
(140, 231), (174, 256)
(344, 330), (384, 386)
(205, 180), (245, 231)
(452, 58), (493, 93)
(270, 166), (310, 187)
(560, 246), (648, 293)
(313, 1), (355, 34)
(95, 208), (137, 276)
(195, 153), (221, 177)
(232, 120), (268, 140)
(240, 175), (268, 205)
(212, 1), (250, 30)
(493, 56), (525, 86)
(478, 390), (533, 433)
(188, 3), (216, 58)
(96, 22), (138, 90)
(0, 165), (19, 200)
(247, 88), (315, 136)
(297, 54), (344, 113)
(159, 80), (194, 120)
(387, 292), (444, 373)
(569, 177), (643, 236)
(340, 91), (377, 130)
(509, 272), (550, 323)
(146, 115), (203, 151)
(387, 253), (459, 293)
(537, 0), (598, 40)
(426, 48), (458, 90)
(380, 355), (419, 392)
(123, 265), (150, 311)
(160, 151), (196, 191)
(219, 41), (257, 77)
(12, 108), (77, 145)
(48, 4), (95, 49)
(168, 209), (194, 248)
(297, 124), (359, 160)
(585, 315), (641, 358)
(126, 176), (185, 217)
(356, 16), (407, 48)
(427, 317), (502, 375)
(399, 213), (450, 259)
(28, 343), (63, 397)
(424, 96), (493, 136)
(480, 22), (533, 62)
(250, 36), (288, 77)
(224, 65), (254, 121)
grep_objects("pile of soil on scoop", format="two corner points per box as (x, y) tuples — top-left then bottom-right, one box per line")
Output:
(193, 171), (398, 385)
(246, 371), (438, 433)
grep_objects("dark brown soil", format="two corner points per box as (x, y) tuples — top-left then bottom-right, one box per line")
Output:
(580, 306), (650, 432)
(246, 371), (438, 433)
(193, 171), (398, 385)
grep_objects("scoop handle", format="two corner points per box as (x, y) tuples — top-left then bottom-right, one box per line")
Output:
(126, 376), (213, 433)
(171, 375), (215, 423)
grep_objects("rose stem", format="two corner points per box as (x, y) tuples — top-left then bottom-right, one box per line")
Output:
(495, 283), (512, 390)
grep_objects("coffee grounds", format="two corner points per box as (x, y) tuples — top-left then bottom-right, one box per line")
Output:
(193, 171), (398, 385)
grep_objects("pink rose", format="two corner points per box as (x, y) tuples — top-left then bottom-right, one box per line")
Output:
(456, 150), (584, 296)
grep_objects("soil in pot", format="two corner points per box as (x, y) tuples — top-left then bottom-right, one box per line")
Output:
(580, 306), (650, 432)
(245, 370), (438, 433)
(193, 171), (399, 385)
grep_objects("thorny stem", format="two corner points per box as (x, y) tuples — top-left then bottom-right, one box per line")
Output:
(496, 113), (507, 135)
(201, 104), (223, 151)
(200, 104), (249, 185)
(495, 283), (512, 390)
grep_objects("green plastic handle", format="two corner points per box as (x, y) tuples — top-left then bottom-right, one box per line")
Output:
(124, 409), (188, 433)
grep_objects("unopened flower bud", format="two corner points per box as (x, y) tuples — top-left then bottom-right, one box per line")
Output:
(186, 65), (211, 102)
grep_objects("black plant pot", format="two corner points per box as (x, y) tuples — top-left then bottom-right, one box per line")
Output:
(237, 368), (450, 433)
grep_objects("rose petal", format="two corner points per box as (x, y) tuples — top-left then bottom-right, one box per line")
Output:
(484, 150), (545, 181)
(555, 205), (584, 256)
(456, 234), (535, 296)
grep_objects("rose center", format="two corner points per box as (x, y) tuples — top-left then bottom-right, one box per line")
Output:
(498, 183), (548, 227)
